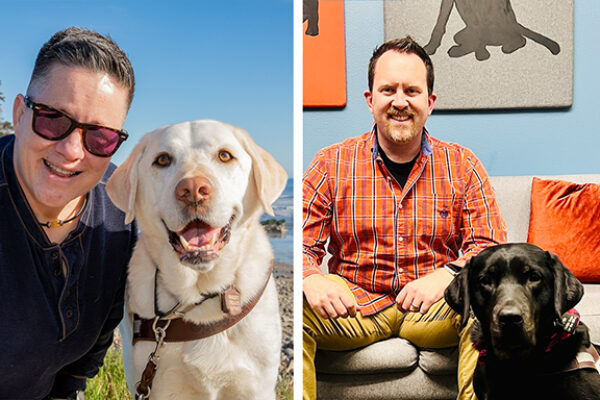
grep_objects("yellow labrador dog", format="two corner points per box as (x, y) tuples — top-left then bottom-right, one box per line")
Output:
(106, 120), (287, 399)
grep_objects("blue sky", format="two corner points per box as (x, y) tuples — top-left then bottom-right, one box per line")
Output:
(0, 0), (293, 175)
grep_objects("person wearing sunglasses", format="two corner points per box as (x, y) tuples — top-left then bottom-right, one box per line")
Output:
(0, 27), (136, 399)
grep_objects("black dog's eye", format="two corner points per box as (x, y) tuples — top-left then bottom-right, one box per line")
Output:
(479, 275), (493, 288)
(529, 271), (543, 283)
(153, 152), (172, 168)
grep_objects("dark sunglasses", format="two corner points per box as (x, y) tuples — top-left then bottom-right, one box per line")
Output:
(24, 96), (128, 157)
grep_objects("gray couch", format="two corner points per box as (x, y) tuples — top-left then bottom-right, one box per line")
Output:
(315, 174), (600, 400)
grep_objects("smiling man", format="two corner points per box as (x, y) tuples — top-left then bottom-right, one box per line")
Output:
(302, 37), (507, 400)
(0, 27), (136, 399)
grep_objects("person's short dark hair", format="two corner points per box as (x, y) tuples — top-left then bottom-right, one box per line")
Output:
(367, 36), (434, 95)
(28, 27), (135, 109)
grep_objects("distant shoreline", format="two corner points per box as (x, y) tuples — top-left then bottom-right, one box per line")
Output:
(275, 261), (293, 276)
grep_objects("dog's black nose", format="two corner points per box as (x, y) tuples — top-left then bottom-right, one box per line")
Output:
(498, 309), (524, 326)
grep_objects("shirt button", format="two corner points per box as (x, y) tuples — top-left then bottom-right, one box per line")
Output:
(50, 250), (58, 260)
(53, 268), (61, 277)
(398, 204), (403, 209)
(398, 268), (404, 273)
(66, 309), (73, 318)
(399, 237), (404, 242)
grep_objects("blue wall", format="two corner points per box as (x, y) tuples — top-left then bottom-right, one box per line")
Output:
(303, 0), (600, 177)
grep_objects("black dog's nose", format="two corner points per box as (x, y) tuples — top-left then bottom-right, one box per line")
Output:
(498, 308), (524, 326)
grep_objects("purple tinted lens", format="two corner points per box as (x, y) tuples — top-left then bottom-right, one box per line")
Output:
(35, 108), (72, 139)
(85, 127), (120, 156)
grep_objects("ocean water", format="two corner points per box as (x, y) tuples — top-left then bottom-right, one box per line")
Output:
(261, 178), (293, 266)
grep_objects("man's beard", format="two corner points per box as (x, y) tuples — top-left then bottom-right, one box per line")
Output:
(382, 108), (419, 144)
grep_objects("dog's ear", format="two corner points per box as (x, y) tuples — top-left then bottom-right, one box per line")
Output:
(106, 134), (149, 224)
(444, 260), (471, 329)
(547, 251), (584, 317)
(228, 125), (287, 216)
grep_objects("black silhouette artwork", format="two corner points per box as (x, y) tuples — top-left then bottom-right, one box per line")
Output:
(304, 0), (319, 36)
(423, 0), (561, 61)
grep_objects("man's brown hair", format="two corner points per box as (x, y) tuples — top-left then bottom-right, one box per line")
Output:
(28, 27), (135, 109)
(367, 36), (434, 95)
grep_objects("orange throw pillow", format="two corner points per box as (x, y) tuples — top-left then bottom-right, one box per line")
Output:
(527, 177), (600, 282)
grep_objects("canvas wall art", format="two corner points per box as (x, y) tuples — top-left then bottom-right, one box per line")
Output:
(303, 0), (347, 108)
(384, 0), (573, 110)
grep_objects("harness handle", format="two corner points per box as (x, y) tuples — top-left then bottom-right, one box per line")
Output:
(134, 317), (172, 399)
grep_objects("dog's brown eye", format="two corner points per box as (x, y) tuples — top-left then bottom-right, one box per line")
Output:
(218, 150), (233, 163)
(153, 153), (172, 167)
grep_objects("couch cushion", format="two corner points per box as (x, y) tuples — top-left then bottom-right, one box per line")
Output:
(527, 177), (600, 282)
(419, 347), (459, 375)
(489, 175), (535, 242)
(489, 175), (600, 243)
(579, 284), (600, 345)
(316, 338), (418, 374)
(317, 369), (458, 400)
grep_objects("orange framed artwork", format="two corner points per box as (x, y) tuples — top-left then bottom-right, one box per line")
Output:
(303, 0), (347, 108)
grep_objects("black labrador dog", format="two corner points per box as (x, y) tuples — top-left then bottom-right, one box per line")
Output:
(445, 243), (600, 399)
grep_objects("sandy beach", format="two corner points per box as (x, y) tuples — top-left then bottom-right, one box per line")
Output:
(274, 262), (293, 379)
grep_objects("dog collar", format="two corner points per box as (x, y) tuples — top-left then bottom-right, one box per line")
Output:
(553, 309), (580, 335)
(547, 309), (581, 352)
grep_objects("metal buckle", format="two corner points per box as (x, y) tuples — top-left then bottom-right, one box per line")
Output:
(134, 316), (172, 399)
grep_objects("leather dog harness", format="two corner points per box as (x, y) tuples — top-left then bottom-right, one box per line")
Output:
(561, 344), (600, 374)
(132, 261), (273, 399)
(545, 310), (599, 374)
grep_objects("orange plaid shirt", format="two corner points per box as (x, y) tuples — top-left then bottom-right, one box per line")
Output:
(303, 129), (507, 316)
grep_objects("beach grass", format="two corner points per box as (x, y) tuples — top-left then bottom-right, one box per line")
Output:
(84, 334), (292, 400)
(85, 342), (130, 399)
(277, 374), (294, 400)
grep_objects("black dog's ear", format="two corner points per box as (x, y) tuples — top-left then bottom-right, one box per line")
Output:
(547, 251), (584, 317)
(444, 261), (471, 329)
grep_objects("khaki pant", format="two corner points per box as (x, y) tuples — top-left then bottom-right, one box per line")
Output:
(303, 275), (478, 400)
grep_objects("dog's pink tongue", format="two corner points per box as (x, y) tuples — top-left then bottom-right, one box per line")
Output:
(179, 220), (218, 247)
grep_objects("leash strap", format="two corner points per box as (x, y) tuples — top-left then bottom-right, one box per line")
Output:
(135, 357), (157, 400)
(134, 317), (171, 399)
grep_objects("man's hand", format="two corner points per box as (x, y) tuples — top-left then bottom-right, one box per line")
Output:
(303, 274), (358, 320)
(396, 268), (455, 314)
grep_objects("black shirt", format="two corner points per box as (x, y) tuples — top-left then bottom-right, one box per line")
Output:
(377, 141), (419, 189)
(0, 135), (137, 399)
